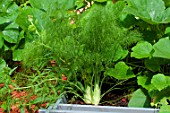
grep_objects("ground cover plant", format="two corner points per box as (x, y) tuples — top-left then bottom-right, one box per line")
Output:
(1, 0), (170, 113)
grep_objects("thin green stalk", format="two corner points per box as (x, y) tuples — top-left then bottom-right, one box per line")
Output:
(101, 80), (128, 99)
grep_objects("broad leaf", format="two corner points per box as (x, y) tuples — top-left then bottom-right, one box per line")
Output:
(29, 0), (57, 11)
(105, 61), (135, 80)
(13, 49), (23, 61)
(137, 76), (156, 91)
(151, 74), (168, 91)
(2, 22), (19, 43)
(159, 105), (170, 113)
(153, 37), (170, 59)
(145, 58), (170, 72)
(124, 0), (170, 24)
(29, 0), (75, 11)
(128, 89), (151, 107)
(75, 0), (86, 9)
(0, 2), (19, 24)
(113, 46), (128, 62)
(163, 0), (170, 7)
(131, 41), (153, 59)
(0, 0), (11, 12)
(16, 7), (49, 31)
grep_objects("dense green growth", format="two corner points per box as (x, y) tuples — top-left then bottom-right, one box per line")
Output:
(1, 0), (170, 113)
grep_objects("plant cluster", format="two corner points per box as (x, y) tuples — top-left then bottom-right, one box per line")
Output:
(1, 0), (170, 113)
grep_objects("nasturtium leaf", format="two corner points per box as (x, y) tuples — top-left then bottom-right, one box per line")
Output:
(124, 0), (170, 24)
(105, 61), (135, 80)
(131, 41), (153, 59)
(153, 37), (170, 59)
(128, 89), (151, 107)
(151, 74), (168, 91)
(137, 76), (156, 91)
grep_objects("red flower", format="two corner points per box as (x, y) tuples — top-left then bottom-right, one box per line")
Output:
(62, 74), (67, 81)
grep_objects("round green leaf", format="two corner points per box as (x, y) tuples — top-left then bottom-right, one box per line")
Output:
(124, 0), (170, 24)
(151, 74), (168, 91)
(105, 61), (135, 80)
(131, 41), (153, 59)
(159, 105), (170, 113)
(153, 37), (170, 59)
(137, 76), (156, 91)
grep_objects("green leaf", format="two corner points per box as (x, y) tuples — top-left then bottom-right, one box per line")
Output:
(165, 27), (170, 34)
(0, 36), (4, 48)
(94, 0), (107, 2)
(113, 46), (128, 62)
(144, 58), (161, 72)
(153, 37), (170, 59)
(16, 7), (50, 31)
(159, 105), (170, 113)
(2, 22), (20, 43)
(1, 102), (7, 111)
(105, 61), (135, 80)
(13, 49), (23, 61)
(145, 58), (170, 72)
(151, 86), (170, 104)
(131, 41), (153, 59)
(0, 2), (19, 24)
(163, 0), (170, 7)
(151, 74), (168, 91)
(124, 0), (170, 24)
(2, 29), (19, 43)
(128, 89), (151, 107)
(75, 0), (85, 9)
(29, 0), (57, 11)
(0, 58), (6, 72)
(0, 0), (12, 12)
(137, 76), (156, 91)
(29, 0), (75, 11)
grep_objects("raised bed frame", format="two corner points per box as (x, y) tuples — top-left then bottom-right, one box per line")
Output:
(39, 96), (159, 113)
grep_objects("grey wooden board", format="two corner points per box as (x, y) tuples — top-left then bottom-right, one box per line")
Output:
(39, 104), (159, 113)
(56, 104), (159, 113)
(39, 109), (123, 113)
